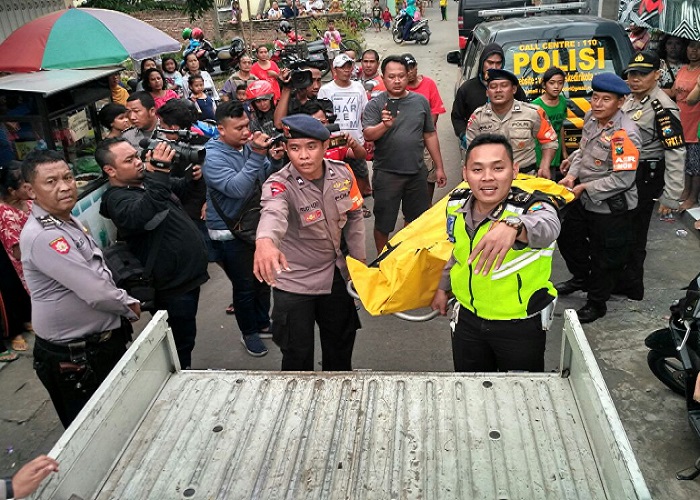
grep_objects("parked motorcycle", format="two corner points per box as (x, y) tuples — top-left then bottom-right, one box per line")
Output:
(645, 273), (700, 480)
(206, 37), (246, 76)
(392, 11), (431, 45)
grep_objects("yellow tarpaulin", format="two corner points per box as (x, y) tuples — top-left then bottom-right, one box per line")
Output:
(347, 175), (574, 316)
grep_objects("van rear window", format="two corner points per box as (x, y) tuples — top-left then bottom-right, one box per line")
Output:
(501, 37), (622, 100)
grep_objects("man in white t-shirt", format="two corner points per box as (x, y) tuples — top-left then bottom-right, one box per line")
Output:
(318, 53), (371, 197)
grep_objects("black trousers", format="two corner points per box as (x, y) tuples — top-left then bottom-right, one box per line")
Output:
(271, 269), (360, 371)
(33, 326), (129, 428)
(452, 306), (546, 372)
(558, 200), (634, 306)
(618, 163), (666, 292)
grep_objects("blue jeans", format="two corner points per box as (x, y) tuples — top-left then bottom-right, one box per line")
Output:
(155, 287), (201, 369)
(402, 17), (414, 41)
(212, 238), (271, 337)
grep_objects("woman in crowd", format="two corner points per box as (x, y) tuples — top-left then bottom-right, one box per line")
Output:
(250, 46), (281, 101)
(245, 80), (277, 135)
(532, 67), (569, 180)
(182, 52), (220, 102)
(142, 68), (179, 109)
(0, 162), (33, 354)
(659, 35), (688, 91)
(135, 58), (158, 92)
(162, 56), (184, 97)
(98, 103), (131, 139)
(670, 40), (700, 210)
(220, 55), (258, 101)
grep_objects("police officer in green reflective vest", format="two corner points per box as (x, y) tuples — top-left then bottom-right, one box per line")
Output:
(431, 134), (561, 372)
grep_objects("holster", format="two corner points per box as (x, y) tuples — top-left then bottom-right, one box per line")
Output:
(606, 192), (629, 214)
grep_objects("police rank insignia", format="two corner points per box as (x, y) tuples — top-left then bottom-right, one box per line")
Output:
(49, 237), (70, 254)
(632, 110), (643, 121)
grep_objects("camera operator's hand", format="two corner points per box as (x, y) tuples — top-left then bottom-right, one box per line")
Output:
(279, 67), (292, 84)
(250, 131), (272, 154)
(190, 164), (203, 181)
(145, 141), (176, 172)
(269, 143), (285, 160)
(345, 132), (357, 150)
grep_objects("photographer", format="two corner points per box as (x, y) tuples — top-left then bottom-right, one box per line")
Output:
(96, 138), (209, 369)
(202, 100), (285, 357)
(273, 64), (323, 129)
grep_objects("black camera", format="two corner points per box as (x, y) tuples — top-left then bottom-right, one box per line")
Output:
(139, 130), (206, 171)
(325, 123), (348, 149)
(287, 59), (313, 90)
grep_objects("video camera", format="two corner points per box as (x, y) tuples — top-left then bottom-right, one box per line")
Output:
(287, 59), (314, 90)
(139, 129), (206, 171)
(325, 123), (348, 149)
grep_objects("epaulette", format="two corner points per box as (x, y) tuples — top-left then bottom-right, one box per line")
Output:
(36, 214), (62, 229)
(508, 187), (563, 210)
(448, 188), (471, 201)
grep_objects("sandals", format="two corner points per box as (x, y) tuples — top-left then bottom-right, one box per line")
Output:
(225, 303), (235, 315)
(11, 337), (28, 352)
(0, 350), (18, 362)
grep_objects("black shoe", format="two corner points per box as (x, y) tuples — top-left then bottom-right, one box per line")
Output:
(555, 278), (587, 295)
(612, 282), (644, 301)
(576, 302), (606, 324)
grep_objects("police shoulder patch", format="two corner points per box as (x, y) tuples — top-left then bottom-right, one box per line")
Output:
(49, 236), (70, 255)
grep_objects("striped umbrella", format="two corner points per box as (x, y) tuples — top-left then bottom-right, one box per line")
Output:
(0, 8), (181, 73)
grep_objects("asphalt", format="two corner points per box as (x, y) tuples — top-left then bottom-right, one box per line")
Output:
(2, 4), (700, 499)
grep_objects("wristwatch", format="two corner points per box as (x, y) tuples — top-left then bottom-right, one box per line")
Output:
(4, 478), (13, 499)
(502, 216), (524, 236)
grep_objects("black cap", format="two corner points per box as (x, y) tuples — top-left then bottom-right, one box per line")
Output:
(281, 114), (331, 141)
(401, 53), (417, 67)
(486, 68), (519, 86)
(625, 51), (661, 74)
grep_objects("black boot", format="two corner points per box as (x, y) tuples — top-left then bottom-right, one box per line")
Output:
(577, 301), (607, 324)
(555, 278), (587, 295)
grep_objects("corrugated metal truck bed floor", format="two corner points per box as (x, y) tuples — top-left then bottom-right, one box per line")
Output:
(97, 371), (606, 500)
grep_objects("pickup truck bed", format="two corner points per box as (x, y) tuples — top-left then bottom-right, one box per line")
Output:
(34, 311), (651, 499)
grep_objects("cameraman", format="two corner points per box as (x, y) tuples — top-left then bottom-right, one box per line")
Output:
(273, 64), (323, 130)
(96, 138), (209, 369)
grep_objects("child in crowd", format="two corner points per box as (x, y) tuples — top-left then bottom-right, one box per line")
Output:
(98, 103), (131, 139)
(382, 7), (393, 30)
(532, 66), (569, 180)
(324, 20), (342, 60)
(236, 83), (248, 102)
(372, 0), (382, 32)
(161, 56), (184, 97)
(189, 74), (217, 120)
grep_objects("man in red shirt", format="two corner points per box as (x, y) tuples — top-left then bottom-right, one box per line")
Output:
(404, 53), (446, 202)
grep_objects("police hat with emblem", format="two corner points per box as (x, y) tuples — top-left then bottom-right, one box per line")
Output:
(591, 73), (630, 96)
(624, 51), (661, 74)
(486, 68), (519, 86)
(281, 114), (331, 141)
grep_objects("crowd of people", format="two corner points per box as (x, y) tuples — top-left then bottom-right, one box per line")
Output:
(3, 5), (700, 434)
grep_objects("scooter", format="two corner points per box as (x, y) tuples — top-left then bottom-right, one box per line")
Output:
(205, 37), (246, 76)
(392, 11), (431, 45)
(645, 272), (700, 480)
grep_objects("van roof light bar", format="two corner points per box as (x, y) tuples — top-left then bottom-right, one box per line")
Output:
(478, 2), (588, 19)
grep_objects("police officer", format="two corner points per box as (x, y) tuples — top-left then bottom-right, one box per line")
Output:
(467, 69), (559, 178)
(19, 150), (140, 428)
(253, 114), (366, 371)
(431, 134), (561, 372)
(557, 74), (642, 323)
(618, 51), (685, 300)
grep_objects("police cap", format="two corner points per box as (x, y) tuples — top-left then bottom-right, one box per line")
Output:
(624, 51), (661, 74)
(591, 73), (630, 96)
(486, 68), (519, 86)
(281, 114), (331, 141)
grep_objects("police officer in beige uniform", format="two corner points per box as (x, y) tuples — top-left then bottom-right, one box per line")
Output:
(557, 74), (642, 323)
(19, 150), (140, 428)
(467, 69), (559, 178)
(618, 51), (686, 300)
(254, 114), (366, 371)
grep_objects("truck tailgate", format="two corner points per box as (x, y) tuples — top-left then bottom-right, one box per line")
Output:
(35, 311), (650, 500)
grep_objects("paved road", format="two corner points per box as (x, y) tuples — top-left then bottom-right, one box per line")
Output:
(2, 4), (700, 498)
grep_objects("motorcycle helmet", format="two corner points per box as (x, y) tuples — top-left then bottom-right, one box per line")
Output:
(192, 27), (204, 40)
(279, 20), (292, 34)
(230, 37), (246, 59)
(182, 27), (192, 40)
(245, 80), (275, 101)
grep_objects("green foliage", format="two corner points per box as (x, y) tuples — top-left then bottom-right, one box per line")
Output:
(83, 0), (214, 21)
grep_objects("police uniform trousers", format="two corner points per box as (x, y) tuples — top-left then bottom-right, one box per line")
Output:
(271, 268), (361, 371)
(33, 323), (129, 428)
(617, 160), (666, 295)
(558, 200), (634, 307)
(452, 305), (546, 372)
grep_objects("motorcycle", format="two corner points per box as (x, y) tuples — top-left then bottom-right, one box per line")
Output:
(205, 37), (246, 76)
(392, 11), (431, 45)
(645, 272), (700, 480)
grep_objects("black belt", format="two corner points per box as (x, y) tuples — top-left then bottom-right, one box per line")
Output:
(36, 329), (114, 354)
(520, 164), (537, 174)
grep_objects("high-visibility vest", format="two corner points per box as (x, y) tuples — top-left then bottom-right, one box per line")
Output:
(447, 188), (557, 320)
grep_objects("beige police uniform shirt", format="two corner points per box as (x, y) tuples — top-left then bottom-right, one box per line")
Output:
(622, 85), (685, 209)
(257, 158), (366, 295)
(20, 204), (138, 343)
(466, 100), (558, 171)
(568, 110), (642, 214)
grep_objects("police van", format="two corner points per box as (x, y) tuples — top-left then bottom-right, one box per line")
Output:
(447, 14), (634, 150)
